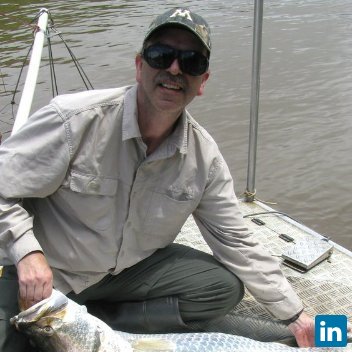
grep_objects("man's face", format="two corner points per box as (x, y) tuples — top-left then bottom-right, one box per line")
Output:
(135, 27), (210, 115)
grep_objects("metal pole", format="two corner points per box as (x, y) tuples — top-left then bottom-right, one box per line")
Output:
(12, 9), (49, 135)
(245, 0), (264, 202)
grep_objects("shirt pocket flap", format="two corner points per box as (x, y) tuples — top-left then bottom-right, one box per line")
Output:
(69, 171), (118, 196)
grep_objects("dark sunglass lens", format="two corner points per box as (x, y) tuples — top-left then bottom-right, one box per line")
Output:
(143, 45), (175, 69)
(180, 52), (208, 76)
(143, 45), (208, 76)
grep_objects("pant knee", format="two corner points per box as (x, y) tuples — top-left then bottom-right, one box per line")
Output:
(179, 266), (244, 322)
(216, 268), (244, 313)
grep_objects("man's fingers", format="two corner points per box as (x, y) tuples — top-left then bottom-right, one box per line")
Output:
(16, 251), (54, 309)
(43, 281), (53, 301)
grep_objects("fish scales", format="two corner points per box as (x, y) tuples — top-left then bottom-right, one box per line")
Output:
(10, 289), (351, 352)
(120, 331), (349, 352)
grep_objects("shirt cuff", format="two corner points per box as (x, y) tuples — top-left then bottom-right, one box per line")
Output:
(280, 309), (304, 325)
(260, 290), (304, 321)
(7, 229), (43, 265)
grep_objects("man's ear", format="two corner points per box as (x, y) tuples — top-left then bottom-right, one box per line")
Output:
(135, 54), (143, 83)
(197, 71), (210, 96)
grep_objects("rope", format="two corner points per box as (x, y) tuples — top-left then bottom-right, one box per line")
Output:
(242, 189), (256, 200)
(239, 189), (278, 206)
(47, 35), (59, 96)
(52, 28), (94, 90)
(10, 42), (34, 111)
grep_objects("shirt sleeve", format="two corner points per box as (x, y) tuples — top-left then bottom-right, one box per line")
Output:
(0, 104), (70, 265)
(193, 153), (303, 320)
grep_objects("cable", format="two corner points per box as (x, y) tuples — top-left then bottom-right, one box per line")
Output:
(49, 24), (94, 90)
(243, 211), (297, 222)
(47, 34), (59, 97)
(3, 7), (94, 132)
(0, 68), (7, 94)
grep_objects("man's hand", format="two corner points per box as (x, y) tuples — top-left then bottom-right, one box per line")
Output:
(288, 311), (315, 347)
(17, 251), (53, 309)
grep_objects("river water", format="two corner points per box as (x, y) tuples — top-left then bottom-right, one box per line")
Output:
(1, 1), (351, 250)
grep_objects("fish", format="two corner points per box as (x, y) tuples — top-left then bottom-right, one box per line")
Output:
(10, 289), (133, 352)
(10, 289), (352, 352)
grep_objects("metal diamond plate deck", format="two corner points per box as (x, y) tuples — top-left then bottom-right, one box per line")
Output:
(175, 200), (352, 349)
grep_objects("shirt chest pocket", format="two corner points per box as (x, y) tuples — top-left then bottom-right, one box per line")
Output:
(60, 171), (119, 232)
(69, 171), (118, 195)
(141, 184), (198, 245)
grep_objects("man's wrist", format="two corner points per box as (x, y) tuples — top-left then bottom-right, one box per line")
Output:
(280, 309), (304, 326)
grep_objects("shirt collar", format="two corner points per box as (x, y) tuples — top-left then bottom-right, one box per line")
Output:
(122, 83), (189, 155)
(122, 84), (141, 141)
(168, 110), (188, 155)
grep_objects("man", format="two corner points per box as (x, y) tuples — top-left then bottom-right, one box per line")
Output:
(0, 7), (314, 351)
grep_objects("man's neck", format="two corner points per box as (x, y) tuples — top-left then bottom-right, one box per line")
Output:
(137, 91), (183, 155)
(138, 111), (180, 155)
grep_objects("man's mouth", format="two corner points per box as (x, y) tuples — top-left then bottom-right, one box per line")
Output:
(159, 82), (183, 91)
(156, 72), (185, 91)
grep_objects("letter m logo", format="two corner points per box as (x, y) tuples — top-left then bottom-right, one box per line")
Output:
(170, 9), (193, 21)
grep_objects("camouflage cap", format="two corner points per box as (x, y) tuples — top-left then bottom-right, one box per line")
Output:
(143, 7), (211, 54)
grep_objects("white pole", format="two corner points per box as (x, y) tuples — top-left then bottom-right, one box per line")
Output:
(11, 8), (49, 135)
(245, 0), (264, 202)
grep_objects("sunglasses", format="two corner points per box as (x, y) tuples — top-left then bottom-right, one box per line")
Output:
(142, 44), (209, 76)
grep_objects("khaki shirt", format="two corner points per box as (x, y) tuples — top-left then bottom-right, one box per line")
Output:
(0, 84), (302, 319)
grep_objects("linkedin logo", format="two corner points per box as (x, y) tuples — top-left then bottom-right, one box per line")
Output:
(315, 315), (348, 347)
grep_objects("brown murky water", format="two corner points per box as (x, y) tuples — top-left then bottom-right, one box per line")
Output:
(1, 0), (351, 250)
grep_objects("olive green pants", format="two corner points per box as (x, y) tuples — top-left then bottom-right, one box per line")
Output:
(0, 244), (244, 352)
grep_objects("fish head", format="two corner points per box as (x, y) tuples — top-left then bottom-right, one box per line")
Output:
(10, 289), (133, 352)
(10, 290), (75, 352)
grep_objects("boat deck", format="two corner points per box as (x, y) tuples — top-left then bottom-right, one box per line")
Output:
(175, 199), (352, 349)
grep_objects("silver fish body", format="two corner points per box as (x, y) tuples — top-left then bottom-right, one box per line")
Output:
(10, 290), (133, 352)
(10, 289), (351, 352)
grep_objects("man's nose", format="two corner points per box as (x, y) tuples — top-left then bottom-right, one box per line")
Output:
(167, 58), (182, 75)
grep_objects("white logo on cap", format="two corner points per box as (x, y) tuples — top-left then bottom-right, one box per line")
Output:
(170, 9), (193, 21)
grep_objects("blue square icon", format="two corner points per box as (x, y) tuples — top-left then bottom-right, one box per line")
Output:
(315, 315), (348, 347)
